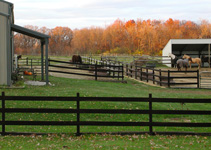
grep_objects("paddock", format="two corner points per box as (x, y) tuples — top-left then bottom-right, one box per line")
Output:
(126, 64), (211, 89)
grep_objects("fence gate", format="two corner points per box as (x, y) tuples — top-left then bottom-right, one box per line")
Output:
(200, 71), (211, 88)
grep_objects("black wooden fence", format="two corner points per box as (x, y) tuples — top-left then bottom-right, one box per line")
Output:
(0, 92), (210, 136)
(48, 59), (124, 81)
(126, 64), (199, 88)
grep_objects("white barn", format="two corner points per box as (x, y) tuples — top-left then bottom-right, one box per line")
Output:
(162, 39), (211, 67)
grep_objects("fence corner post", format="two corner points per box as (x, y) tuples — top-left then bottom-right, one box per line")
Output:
(76, 93), (81, 136)
(159, 69), (162, 86)
(149, 93), (153, 135)
(168, 70), (170, 88)
(197, 69), (199, 88)
(2, 92), (6, 136)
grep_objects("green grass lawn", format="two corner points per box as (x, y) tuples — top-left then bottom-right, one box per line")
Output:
(0, 75), (211, 149)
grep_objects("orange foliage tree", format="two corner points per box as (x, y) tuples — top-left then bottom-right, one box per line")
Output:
(14, 19), (211, 56)
(49, 26), (73, 55)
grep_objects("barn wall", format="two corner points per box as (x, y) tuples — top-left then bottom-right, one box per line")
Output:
(162, 40), (172, 67)
(0, 1), (12, 86)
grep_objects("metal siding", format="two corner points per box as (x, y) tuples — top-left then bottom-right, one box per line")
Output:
(0, 2), (10, 85)
(7, 3), (13, 85)
(162, 40), (172, 67)
(162, 40), (172, 57)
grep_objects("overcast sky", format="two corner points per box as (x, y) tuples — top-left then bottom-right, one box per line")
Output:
(8, 0), (211, 29)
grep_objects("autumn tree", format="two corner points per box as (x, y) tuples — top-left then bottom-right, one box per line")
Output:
(14, 25), (40, 55)
(199, 20), (211, 38)
(13, 18), (211, 56)
(49, 26), (73, 55)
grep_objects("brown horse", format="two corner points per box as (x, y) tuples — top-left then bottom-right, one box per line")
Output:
(71, 55), (82, 64)
(182, 54), (201, 69)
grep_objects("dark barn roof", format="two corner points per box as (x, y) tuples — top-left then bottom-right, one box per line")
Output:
(11, 24), (50, 40)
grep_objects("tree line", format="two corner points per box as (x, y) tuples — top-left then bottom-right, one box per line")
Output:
(14, 18), (211, 56)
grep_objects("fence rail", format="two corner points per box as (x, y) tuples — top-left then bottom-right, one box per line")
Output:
(0, 92), (210, 136)
(48, 59), (124, 81)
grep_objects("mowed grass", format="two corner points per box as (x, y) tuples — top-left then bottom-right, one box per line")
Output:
(0, 75), (211, 149)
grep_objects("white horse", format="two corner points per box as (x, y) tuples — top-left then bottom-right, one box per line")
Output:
(168, 53), (178, 68)
(168, 53), (176, 59)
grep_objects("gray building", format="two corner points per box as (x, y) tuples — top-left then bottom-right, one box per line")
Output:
(0, 1), (13, 86)
(0, 0), (50, 86)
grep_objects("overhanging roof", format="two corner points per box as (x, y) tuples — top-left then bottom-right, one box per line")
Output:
(11, 24), (50, 40)
(170, 39), (211, 45)
(169, 39), (211, 53)
(1, 0), (13, 5)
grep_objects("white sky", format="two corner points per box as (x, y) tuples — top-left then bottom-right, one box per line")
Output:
(7, 0), (211, 29)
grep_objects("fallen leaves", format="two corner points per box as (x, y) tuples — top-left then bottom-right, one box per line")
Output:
(0, 134), (210, 150)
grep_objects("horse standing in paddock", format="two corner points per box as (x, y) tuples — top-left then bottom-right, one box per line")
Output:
(182, 54), (201, 69)
(168, 53), (182, 68)
(201, 55), (211, 67)
(176, 59), (189, 71)
(168, 53), (178, 68)
(71, 55), (82, 64)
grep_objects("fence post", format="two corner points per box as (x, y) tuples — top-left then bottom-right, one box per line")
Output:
(152, 69), (155, 84)
(118, 63), (120, 80)
(121, 65), (124, 82)
(159, 69), (162, 86)
(130, 65), (133, 78)
(197, 70), (199, 88)
(2, 92), (5, 136)
(31, 59), (33, 70)
(76, 93), (80, 136)
(113, 64), (115, 78)
(126, 64), (128, 76)
(168, 70), (170, 88)
(149, 93), (153, 135)
(95, 62), (98, 81)
(26, 57), (28, 66)
(135, 65), (137, 79)
(146, 68), (149, 82)
(140, 67), (143, 81)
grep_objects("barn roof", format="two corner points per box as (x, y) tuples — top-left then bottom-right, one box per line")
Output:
(163, 39), (211, 55)
(11, 24), (50, 40)
(170, 39), (211, 44)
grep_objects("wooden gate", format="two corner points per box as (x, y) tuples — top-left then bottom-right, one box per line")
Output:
(200, 71), (211, 88)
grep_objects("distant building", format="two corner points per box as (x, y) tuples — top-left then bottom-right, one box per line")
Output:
(162, 39), (211, 67)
